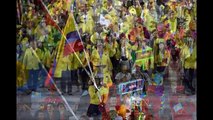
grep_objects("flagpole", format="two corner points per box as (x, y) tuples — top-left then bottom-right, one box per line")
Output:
(38, 0), (102, 119)
(40, 0), (91, 77)
(69, 10), (100, 92)
(40, 0), (102, 99)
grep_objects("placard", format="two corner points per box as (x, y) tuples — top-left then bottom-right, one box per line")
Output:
(118, 79), (145, 95)
(136, 49), (152, 60)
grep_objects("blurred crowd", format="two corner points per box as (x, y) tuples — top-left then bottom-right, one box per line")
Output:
(17, 0), (196, 119)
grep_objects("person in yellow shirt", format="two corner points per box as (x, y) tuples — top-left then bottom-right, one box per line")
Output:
(87, 80), (101, 118)
(154, 24), (166, 68)
(128, 21), (144, 44)
(183, 9), (191, 32)
(119, 33), (133, 71)
(91, 42), (113, 77)
(36, 41), (52, 88)
(42, 43), (52, 71)
(23, 40), (40, 91)
(59, 54), (74, 95)
(105, 34), (119, 83)
(168, 12), (177, 34)
(155, 42), (170, 73)
(36, 41), (46, 88)
(143, 6), (156, 32)
(180, 36), (196, 95)
(78, 6), (95, 35)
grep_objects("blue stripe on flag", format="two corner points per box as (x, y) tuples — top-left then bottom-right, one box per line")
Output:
(66, 31), (80, 44)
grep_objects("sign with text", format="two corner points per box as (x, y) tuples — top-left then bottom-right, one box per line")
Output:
(136, 49), (153, 60)
(118, 79), (145, 95)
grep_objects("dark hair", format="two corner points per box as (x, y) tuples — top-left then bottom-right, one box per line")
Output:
(57, 103), (65, 108)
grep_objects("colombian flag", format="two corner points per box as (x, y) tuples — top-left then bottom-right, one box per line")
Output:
(64, 31), (83, 56)
(54, 13), (82, 78)
(55, 13), (83, 59)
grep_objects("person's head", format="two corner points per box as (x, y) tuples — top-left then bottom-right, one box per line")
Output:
(159, 42), (165, 51)
(47, 103), (54, 112)
(135, 65), (141, 72)
(142, 39), (147, 47)
(95, 78), (103, 87)
(107, 0), (112, 7)
(28, 6), (32, 11)
(58, 103), (66, 111)
(119, 33), (126, 40)
(121, 64), (128, 73)
(177, 22), (183, 30)
(75, 14), (81, 24)
(97, 42), (103, 51)
(37, 41), (43, 48)
(170, 12), (176, 19)
(85, 34), (91, 43)
(187, 36), (194, 46)
(157, 24), (165, 38)
(164, 5), (170, 14)
(88, 79), (93, 86)
(184, 9), (190, 15)
(108, 35), (113, 43)
(39, 104), (45, 110)
(30, 40), (37, 49)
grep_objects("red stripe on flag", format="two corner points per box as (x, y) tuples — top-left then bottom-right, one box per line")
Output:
(63, 39), (83, 56)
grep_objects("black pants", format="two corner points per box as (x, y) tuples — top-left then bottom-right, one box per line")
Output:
(142, 71), (149, 93)
(71, 69), (79, 87)
(184, 68), (195, 92)
(79, 66), (89, 90)
(110, 56), (119, 83)
(87, 104), (101, 117)
(61, 70), (72, 93)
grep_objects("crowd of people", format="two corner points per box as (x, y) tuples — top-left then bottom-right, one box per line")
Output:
(17, 0), (196, 119)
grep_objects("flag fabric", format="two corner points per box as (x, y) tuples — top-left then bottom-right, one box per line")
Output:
(45, 59), (57, 91)
(55, 14), (77, 61)
(64, 31), (83, 56)
(54, 14), (80, 78)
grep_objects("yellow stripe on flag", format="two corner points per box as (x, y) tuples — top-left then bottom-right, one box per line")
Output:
(54, 14), (76, 78)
